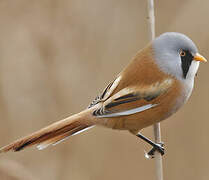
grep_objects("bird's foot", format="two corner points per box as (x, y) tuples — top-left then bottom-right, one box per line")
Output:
(145, 142), (164, 159)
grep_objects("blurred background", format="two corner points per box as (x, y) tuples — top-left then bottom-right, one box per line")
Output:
(0, 0), (208, 180)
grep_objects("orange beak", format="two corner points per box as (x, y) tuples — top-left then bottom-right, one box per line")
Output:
(193, 53), (207, 62)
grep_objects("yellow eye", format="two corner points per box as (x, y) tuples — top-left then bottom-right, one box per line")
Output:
(180, 50), (186, 57)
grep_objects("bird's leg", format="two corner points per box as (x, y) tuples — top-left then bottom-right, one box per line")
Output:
(136, 133), (164, 158)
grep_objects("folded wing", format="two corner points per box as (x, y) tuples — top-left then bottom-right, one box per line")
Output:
(92, 78), (173, 117)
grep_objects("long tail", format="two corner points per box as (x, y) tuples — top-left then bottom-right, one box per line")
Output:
(0, 109), (95, 153)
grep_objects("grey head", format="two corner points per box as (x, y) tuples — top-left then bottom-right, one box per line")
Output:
(152, 32), (201, 81)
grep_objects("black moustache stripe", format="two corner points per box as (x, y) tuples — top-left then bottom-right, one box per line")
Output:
(181, 50), (193, 78)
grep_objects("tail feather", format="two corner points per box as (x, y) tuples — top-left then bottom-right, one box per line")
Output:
(0, 109), (94, 153)
(36, 125), (93, 150)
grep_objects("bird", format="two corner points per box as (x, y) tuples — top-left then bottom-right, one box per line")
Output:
(0, 32), (207, 157)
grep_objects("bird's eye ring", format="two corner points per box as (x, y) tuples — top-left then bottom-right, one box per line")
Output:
(180, 50), (186, 57)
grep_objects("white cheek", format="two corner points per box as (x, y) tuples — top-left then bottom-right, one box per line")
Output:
(187, 61), (200, 79)
(181, 60), (199, 102)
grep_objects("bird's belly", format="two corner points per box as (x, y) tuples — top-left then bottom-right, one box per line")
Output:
(105, 103), (181, 131)
(98, 79), (193, 132)
(102, 92), (187, 131)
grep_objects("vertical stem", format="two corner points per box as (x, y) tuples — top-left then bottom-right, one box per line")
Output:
(153, 123), (163, 180)
(147, 0), (155, 40)
(146, 1), (164, 180)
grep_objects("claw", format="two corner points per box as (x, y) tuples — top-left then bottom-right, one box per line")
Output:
(136, 133), (165, 159)
(144, 150), (153, 159)
(147, 142), (164, 158)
